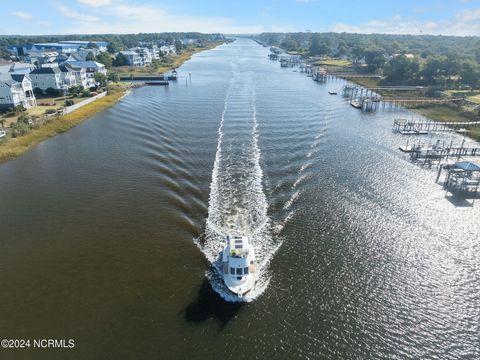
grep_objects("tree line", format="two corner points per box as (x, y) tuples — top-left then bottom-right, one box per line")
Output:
(257, 32), (480, 88)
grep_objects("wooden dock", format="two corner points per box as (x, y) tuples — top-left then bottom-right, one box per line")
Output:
(393, 118), (480, 134)
(402, 139), (480, 164)
(119, 74), (177, 81)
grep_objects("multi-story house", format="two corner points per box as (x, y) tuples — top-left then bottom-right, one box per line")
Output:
(0, 73), (36, 111)
(64, 64), (88, 89)
(120, 51), (142, 67)
(60, 61), (107, 88)
(29, 66), (75, 92)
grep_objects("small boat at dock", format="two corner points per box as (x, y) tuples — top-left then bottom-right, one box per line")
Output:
(328, 91), (337, 95)
(222, 234), (256, 298)
(350, 100), (362, 109)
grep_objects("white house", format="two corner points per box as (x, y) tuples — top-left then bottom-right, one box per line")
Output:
(132, 47), (153, 66)
(120, 51), (142, 67)
(29, 66), (74, 92)
(0, 73), (36, 111)
(160, 45), (176, 55)
(61, 61), (106, 88)
(64, 64), (88, 89)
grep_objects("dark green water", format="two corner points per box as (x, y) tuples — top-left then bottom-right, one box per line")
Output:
(0, 39), (479, 359)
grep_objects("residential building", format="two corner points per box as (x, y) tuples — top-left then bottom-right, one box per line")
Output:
(61, 61), (107, 88)
(0, 73), (36, 111)
(0, 62), (36, 75)
(160, 45), (176, 55)
(63, 64), (89, 88)
(29, 66), (74, 92)
(119, 51), (142, 67)
(131, 47), (153, 66)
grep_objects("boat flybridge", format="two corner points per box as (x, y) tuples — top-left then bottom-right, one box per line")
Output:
(222, 235), (256, 298)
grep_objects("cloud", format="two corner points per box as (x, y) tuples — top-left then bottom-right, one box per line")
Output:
(332, 9), (480, 36)
(77, 0), (112, 7)
(57, 4), (100, 22)
(11, 11), (34, 20)
(61, 2), (289, 34)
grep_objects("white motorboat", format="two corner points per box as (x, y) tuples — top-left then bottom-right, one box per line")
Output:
(0, 130), (6, 139)
(222, 234), (256, 297)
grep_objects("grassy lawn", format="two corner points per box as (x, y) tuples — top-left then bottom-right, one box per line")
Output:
(345, 77), (381, 88)
(469, 127), (480, 141)
(2, 95), (91, 128)
(314, 58), (352, 67)
(467, 94), (480, 104)
(408, 104), (471, 123)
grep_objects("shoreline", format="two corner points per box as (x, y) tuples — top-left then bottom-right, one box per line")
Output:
(115, 41), (225, 76)
(0, 42), (225, 165)
(0, 91), (125, 164)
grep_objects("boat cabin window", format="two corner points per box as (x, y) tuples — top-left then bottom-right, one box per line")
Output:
(230, 267), (235, 275)
(236, 268), (242, 275)
(244, 267), (249, 274)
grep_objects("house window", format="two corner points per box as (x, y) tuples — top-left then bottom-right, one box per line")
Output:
(230, 267), (235, 275)
(236, 268), (242, 275)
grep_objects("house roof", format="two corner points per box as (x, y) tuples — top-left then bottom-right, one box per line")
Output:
(60, 60), (105, 69)
(0, 73), (24, 86)
(58, 65), (72, 73)
(11, 74), (30, 82)
(30, 66), (61, 75)
(455, 161), (480, 172)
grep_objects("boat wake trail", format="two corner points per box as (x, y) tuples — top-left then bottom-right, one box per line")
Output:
(197, 72), (278, 302)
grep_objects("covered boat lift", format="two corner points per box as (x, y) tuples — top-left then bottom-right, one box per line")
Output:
(443, 161), (480, 197)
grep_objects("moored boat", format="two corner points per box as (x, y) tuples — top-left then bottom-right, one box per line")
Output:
(350, 100), (362, 109)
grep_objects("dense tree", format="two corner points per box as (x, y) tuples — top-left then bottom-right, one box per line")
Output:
(112, 52), (128, 67)
(95, 52), (112, 68)
(94, 72), (107, 87)
(310, 33), (330, 56)
(363, 47), (386, 71)
(174, 40), (183, 53)
(107, 70), (119, 82)
(85, 52), (96, 61)
(422, 56), (448, 84)
(107, 42), (118, 54)
(86, 42), (99, 49)
(459, 60), (480, 89)
(281, 38), (299, 52)
(383, 56), (420, 84)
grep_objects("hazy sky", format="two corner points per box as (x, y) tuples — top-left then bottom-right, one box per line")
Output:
(2, 0), (480, 35)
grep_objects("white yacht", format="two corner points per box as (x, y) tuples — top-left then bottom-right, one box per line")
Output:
(222, 235), (256, 297)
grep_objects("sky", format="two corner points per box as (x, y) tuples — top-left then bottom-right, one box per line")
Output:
(1, 0), (480, 36)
